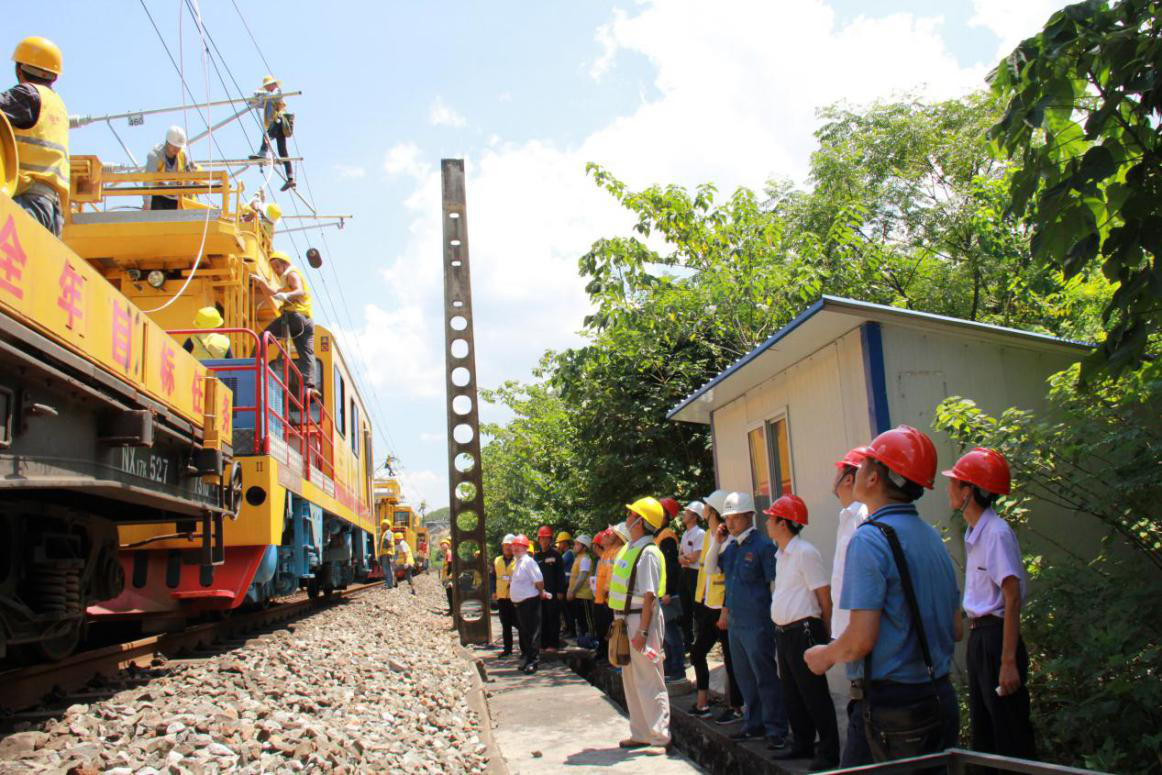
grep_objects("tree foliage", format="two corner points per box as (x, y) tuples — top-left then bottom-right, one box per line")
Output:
(989, 0), (1162, 376)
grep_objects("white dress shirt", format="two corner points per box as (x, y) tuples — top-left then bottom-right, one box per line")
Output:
(680, 525), (705, 569)
(770, 535), (830, 625)
(509, 553), (544, 603)
(830, 500), (868, 637)
(963, 507), (1026, 618)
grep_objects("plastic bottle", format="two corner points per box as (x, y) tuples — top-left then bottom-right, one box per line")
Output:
(641, 645), (662, 664)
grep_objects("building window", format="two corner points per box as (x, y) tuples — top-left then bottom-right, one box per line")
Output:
(748, 426), (771, 512)
(767, 416), (793, 499)
(747, 414), (793, 513)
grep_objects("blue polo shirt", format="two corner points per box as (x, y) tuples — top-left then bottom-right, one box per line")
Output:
(840, 503), (960, 683)
(721, 528), (778, 626)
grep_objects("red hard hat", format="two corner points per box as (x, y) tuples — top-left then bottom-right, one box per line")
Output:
(537, 526), (553, 539)
(764, 494), (808, 525)
(511, 534), (530, 548)
(864, 425), (937, 489)
(659, 497), (681, 517)
(834, 446), (871, 470)
(942, 447), (1011, 495)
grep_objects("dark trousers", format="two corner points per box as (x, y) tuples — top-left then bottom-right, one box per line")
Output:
(14, 191), (63, 236)
(263, 311), (316, 390)
(689, 604), (743, 706)
(379, 556), (394, 588)
(515, 597), (542, 666)
(150, 195), (179, 210)
(680, 568), (698, 649)
(445, 585), (454, 614)
(841, 674), (959, 768)
(573, 598), (594, 639)
(775, 619), (839, 761)
(593, 602), (612, 658)
(540, 596), (561, 648)
(497, 598), (518, 653)
(258, 118), (293, 179)
(729, 620), (789, 737)
(968, 621), (1036, 759)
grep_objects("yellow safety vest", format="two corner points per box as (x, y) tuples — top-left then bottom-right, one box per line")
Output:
(608, 542), (665, 613)
(280, 266), (313, 317)
(14, 84), (69, 199)
(568, 551), (595, 600)
(693, 535), (726, 608)
(396, 542), (413, 566)
(494, 555), (513, 600)
(154, 147), (194, 208)
(380, 534), (395, 559)
(189, 332), (230, 360)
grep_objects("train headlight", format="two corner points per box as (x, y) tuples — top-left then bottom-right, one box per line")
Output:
(127, 268), (142, 281)
(146, 270), (166, 289)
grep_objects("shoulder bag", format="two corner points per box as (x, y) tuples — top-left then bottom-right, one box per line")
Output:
(860, 520), (945, 762)
(606, 549), (648, 667)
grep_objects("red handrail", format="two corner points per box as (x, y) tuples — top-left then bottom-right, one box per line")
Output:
(167, 328), (263, 454)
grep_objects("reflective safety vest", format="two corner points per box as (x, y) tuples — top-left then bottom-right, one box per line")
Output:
(608, 541), (665, 613)
(154, 146), (194, 208)
(280, 266), (313, 317)
(380, 534), (395, 558)
(14, 84), (69, 199)
(694, 534), (726, 608)
(494, 555), (513, 600)
(568, 551), (594, 600)
(189, 332), (230, 360)
(594, 545), (618, 605)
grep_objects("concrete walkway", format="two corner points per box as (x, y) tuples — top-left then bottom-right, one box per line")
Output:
(479, 649), (704, 775)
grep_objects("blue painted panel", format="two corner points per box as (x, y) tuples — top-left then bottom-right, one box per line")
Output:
(861, 322), (891, 435)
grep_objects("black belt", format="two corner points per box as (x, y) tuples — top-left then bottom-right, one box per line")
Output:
(850, 673), (951, 700)
(774, 616), (821, 633)
(969, 615), (1003, 629)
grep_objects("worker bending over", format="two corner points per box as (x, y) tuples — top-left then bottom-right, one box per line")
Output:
(0, 37), (68, 236)
(144, 126), (198, 210)
(183, 307), (233, 360)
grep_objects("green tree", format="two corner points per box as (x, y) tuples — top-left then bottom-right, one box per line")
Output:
(989, 0), (1162, 376)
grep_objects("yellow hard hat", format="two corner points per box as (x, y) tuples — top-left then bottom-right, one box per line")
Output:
(393, 531), (404, 539)
(269, 250), (291, 265)
(440, 537), (451, 546)
(555, 531), (572, 544)
(263, 202), (281, 222)
(12, 36), (62, 77)
(262, 75), (280, 87)
(194, 306), (223, 329)
(626, 497), (666, 530)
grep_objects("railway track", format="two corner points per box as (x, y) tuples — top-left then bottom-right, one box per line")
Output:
(0, 582), (383, 717)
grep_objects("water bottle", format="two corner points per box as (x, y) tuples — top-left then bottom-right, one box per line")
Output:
(641, 644), (662, 664)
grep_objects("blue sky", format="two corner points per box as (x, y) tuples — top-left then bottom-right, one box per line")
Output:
(10, 0), (1065, 510)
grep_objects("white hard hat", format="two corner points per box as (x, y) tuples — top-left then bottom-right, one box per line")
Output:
(165, 125), (187, 148)
(721, 491), (756, 517)
(703, 489), (728, 517)
(575, 534), (592, 548)
(683, 501), (706, 519)
(502, 533), (515, 545)
(611, 522), (630, 543)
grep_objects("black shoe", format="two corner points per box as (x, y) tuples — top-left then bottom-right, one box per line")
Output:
(499, 650), (513, 657)
(280, 179), (296, 191)
(808, 756), (839, 772)
(729, 728), (763, 741)
(688, 705), (712, 718)
(765, 735), (787, 751)
(523, 661), (538, 674)
(249, 153), (265, 160)
(772, 744), (812, 759)
(714, 708), (742, 725)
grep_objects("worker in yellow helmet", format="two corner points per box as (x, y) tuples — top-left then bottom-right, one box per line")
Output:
(252, 251), (315, 394)
(249, 74), (294, 190)
(439, 536), (454, 615)
(144, 126), (199, 210)
(611, 497), (671, 752)
(378, 520), (396, 589)
(394, 531), (416, 595)
(182, 306), (233, 360)
(0, 36), (68, 235)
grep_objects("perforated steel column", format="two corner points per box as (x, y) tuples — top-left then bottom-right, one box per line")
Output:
(440, 159), (491, 645)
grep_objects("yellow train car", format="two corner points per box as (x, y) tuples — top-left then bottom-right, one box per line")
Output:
(0, 118), (236, 660)
(61, 153), (379, 620)
(373, 478), (428, 576)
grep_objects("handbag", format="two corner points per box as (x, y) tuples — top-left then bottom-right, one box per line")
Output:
(606, 549), (647, 666)
(281, 113), (295, 138)
(860, 520), (945, 762)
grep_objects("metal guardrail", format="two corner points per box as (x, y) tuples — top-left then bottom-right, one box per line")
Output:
(831, 748), (1110, 775)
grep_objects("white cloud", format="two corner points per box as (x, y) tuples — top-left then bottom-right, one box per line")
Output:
(429, 96), (467, 128)
(383, 142), (430, 180)
(969, 0), (1066, 61)
(419, 432), (444, 444)
(333, 163), (366, 179)
(396, 467), (444, 510)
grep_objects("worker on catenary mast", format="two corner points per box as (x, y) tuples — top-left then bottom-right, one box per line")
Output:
(565, 534), (595, 648)
(251, 253), (316, 396)
(534, 526), (565, 652)
(250, 75), (294, 190)
(654, 507), (686, 684)
(943, 448), (1036, 760)
(804, 425), (962, 767)
(394, 532), (416, 595)
(508, 534), (548, 674)
(610, 497), (670, 753)
(378, 521), (396, 589)
(144, 126), (198, 210)
(557, 531), (575, 639)
(677, 499), (705, 656)
(493, 534), (518, 657)
(831, 447), (870, 640)
(183, 307), (233, 360)
(439, 536), (454, 615)
(0, 37), (68, 236)
(719, 491), (789, 749)
(764, 495), (839, 771)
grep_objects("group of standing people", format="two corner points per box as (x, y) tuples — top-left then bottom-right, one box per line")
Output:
(490, 424), (1037, 770)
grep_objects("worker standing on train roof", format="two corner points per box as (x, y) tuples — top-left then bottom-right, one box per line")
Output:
(804, 425), (962, 767)
(380, 523), (396, 589)
(831, 447), (870, 639)
(509, 534), (548, 674)
(677, 500), (705, 655)
(689, 490), (744, 723)
(764, 495), (839, 771)
(535, 526), (566, 652)
(249, 74), (295, 190)
(143, 126), (198, 210)
(252, 252), (316, 395)
(183, 307), (233, 360)
(557, 531), (576, 639)
(611, 497), (670, 753)
(942, 448), (1036, 760)
(493, 534), (518, 657)
(566, 534), (596, 648)
(394, 532), (416, 595)
(0, 37), (68, 236)
(439, 536), (454, 615)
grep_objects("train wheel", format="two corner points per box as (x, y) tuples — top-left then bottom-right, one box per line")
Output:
(27, 619), (83, 662)
(306, 578), (320, 599)
(322, 586), (334, 600)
